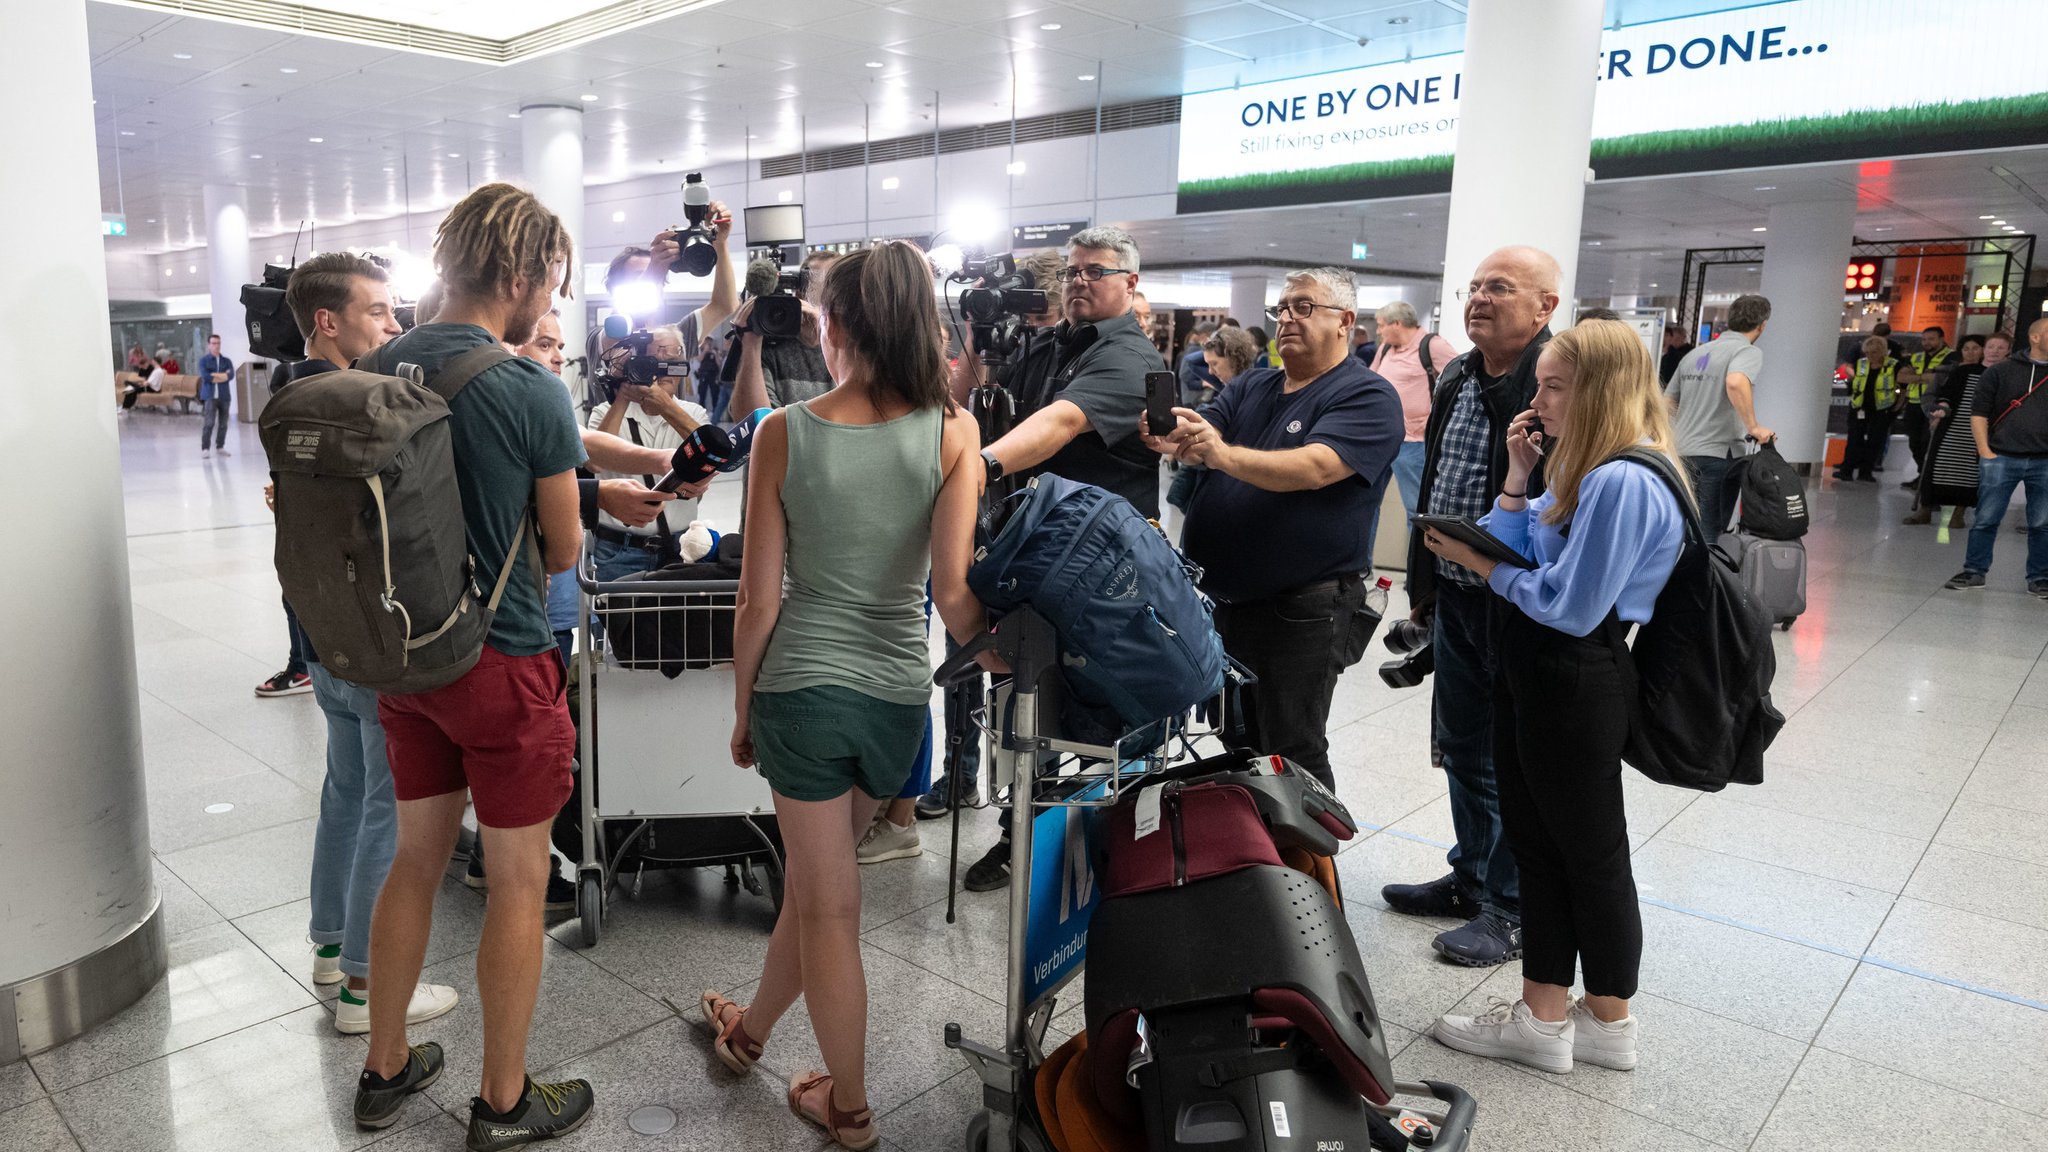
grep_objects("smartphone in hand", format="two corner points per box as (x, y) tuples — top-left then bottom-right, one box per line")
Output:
(1145, 370), (1178, 437)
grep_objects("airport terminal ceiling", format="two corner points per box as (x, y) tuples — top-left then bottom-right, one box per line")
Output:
(90, 0), (2048, 298)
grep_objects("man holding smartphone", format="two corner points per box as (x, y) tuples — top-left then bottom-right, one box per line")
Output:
(1143, 266), (1402, 794)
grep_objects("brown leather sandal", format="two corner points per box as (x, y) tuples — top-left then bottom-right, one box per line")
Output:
(700, 990), (763, 1074)
(787, 1070), (878, 1151)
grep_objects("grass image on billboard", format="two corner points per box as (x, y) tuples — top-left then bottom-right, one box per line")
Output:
(1177, 93), (2048, 212)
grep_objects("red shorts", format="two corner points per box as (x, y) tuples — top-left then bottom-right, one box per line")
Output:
(377, 645), (575, 829)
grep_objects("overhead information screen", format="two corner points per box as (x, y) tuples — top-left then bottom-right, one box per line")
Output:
(1176, 0), (2048, 213)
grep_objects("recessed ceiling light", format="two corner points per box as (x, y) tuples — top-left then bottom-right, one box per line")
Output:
(881, 176), (900, 190)
(1078, 73), (1096, 80)
(1006, 160), (1026, 175)
(188, 265), (197, 273)
(1753, 185), (1775, 191)
(1752, 226), (1768, 232)
(308, 136), (323, 143)
(508, 111), (522, 119)
(1586, 240), (1602, 246)
(279, 66), (298, 73)
(172, 52), (191, 59)
(1266, 242), (1278, 248)
(119, 130), (134, 136)
(865, 60), (884, 68)
(163, 268), (172, 276)
(1979, 214), (1995, 219)
(579, 92), (599, 101)
(1039, 22), (1062, 30)
(146, 218), (155, 223)
(1992, 220), (2008, 226)
(1649, 282), (1659, 288)
(249, 153), (262, 159)
(448, 151), (460, 158)
(778, 190), (794, 203)
(611, 210), (626, 223)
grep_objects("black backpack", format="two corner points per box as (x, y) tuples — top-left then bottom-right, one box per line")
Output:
(1604, 450), (1783, 791)
(1738, 441), (1809, 540)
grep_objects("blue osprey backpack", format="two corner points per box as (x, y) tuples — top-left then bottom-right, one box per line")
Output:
(970, 475), (1228, 736)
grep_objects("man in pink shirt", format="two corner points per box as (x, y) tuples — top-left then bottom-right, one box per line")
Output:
(1369, 301), (1457, 517)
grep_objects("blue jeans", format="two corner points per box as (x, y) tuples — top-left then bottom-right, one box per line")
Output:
(1684, 453), (1746, 545)
(1390, 439), (1427, 520)
(1965, 454), (2048, 582)
(1431, 581), (1519, 919)
(200, 397), (230, 448)
(283, 598), (310, 676)
(700, 379), (731, 426)
(588, 535), (669, 641)
(308, 664), (397, 981)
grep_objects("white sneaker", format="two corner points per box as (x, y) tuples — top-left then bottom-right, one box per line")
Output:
(1568, 997), (1638, 1070)
(855, 817), (921, 865)
(311, 945), (344, 986)
(1431, 998), (1573, 1074)
(334, 983), (460, 1035)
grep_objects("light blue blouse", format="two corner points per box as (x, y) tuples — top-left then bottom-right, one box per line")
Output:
(1481, 459), (1686, 638)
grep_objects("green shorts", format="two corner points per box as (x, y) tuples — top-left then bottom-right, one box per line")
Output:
(751, 685), (927, 802)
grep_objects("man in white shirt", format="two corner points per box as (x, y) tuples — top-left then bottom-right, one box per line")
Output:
(586, 324), (709, 582)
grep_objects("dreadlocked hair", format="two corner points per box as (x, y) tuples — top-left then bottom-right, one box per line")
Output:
(432, 183), (575, 303)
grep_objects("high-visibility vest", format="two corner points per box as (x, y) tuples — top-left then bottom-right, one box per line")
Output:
(1902, 346), (1952, 403)
(1850, 357), (1899, 410)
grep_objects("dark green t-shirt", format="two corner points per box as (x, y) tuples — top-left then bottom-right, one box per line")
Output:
(375, 322), (587, 655)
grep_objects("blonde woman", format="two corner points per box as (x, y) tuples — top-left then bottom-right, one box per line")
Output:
(1421, 319), (1690, 1075)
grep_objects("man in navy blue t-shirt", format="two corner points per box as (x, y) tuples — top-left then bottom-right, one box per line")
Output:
(1145, 267), (1402, 792)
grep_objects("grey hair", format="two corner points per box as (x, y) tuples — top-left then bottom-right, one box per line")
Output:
(1068, 226), (1141, 275)
(1374, 301), (1418, 328)
(1286, 267), (1357, 313)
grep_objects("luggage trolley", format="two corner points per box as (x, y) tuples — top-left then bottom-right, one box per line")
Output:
(934, 609), (1476, 1152)
(569, 547), (784, 947)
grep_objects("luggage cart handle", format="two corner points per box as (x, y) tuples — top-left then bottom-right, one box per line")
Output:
(1407, 1079), (1476, 1152)
(934, 630), (1000, 686)
(576, 572), (742, 596)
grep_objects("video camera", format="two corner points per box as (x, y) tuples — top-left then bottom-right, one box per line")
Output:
(946, 249), (1048, 362)
(667, 173), (718, 277)
(241, 263), (305, 362)
(739, 204), (809, 343)
(1377, 617), (1433, 689)
(593, 314), (690, 402)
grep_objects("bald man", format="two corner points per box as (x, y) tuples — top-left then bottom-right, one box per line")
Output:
(1382, 245), (1562, 969)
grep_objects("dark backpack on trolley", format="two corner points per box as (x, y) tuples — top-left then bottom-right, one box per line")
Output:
(260, 345), (536, 695)
(1605, 450), (1784, 791)
(1738, 441), (1809, 540)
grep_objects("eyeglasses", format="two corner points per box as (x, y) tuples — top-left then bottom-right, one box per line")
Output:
(1055, 265), (1137, 283)
(1266, 298), (1347, 322)
(1454, 280), (1534, 302)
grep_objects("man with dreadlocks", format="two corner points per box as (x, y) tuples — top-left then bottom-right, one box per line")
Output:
(348, 182), (598, 1147)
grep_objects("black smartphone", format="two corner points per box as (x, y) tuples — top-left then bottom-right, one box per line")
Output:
(1145, 370), (1178, 436)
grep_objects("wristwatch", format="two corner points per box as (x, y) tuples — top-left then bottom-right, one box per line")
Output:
(981, 449), (1005, 482)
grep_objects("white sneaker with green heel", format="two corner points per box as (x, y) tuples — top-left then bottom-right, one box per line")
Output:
(312, 944), (344, 986)
(334, 983), (460, 1035)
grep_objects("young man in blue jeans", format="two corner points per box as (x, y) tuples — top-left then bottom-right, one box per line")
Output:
(197, 333), (233, 453)
(282, 251), (459, 1034)
(1946, 318), (2048, 598)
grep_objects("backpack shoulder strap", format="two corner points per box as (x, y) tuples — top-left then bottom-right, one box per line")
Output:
(426, 345), (516, 404)
(1417, 334), (1437, 385)
(1610, 448), (1704, 547)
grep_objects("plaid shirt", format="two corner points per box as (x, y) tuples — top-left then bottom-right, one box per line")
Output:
(1430, 375), (1495, 586)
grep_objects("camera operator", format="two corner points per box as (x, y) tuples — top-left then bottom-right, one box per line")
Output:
(587, 324), (713, 583)
(723, 251), (838, 419)
(583, 194), (737, 406)
(1145, 267), (1402, 795)
(910, 248), (1066, 828)
(957, 228), (1160, 892)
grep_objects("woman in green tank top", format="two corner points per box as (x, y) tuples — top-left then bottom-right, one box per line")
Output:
(706, 241), (991, 1150)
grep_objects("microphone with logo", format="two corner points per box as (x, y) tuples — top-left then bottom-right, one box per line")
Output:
(652, 406), (775, 493)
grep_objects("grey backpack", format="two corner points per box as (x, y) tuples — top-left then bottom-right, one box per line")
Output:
(260, 345), (536, 695)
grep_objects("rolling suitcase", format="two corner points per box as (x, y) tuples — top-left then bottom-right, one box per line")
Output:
(1728, 530), (1806, 630)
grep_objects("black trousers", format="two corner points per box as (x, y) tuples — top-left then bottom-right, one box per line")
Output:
(1901, 406), (1931, 470)
(1841, 408), (1896, 477)
(1493, 607), (1641, 999)
(1212, 574), (1378, 793)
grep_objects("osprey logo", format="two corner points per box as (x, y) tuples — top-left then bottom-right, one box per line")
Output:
(1099, 559), (1139, 600)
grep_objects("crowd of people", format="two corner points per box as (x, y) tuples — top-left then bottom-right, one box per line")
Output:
(230, 170), (2046, 1152)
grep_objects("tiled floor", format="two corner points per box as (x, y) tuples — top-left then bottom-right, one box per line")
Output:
(5, 411), (2046, 1151)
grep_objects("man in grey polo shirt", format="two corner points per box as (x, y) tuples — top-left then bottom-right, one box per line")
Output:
(1666, 294), (1774, 543)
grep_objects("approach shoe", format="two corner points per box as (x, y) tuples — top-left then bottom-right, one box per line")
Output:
(1943, 570), (1987, 590)
(1431, 998), (1571, 1074)
(255, 670), (313, 697)
(335, 982), (460, 1035)
(353, 1042), (445, 1130)
(1380, 873), (1481, 920)
(855, 817), (922, 864)
(963, 839), (1012, 893)
(1568, 997), (1639, 1071)
(465, 1076), (595, 1151)
(1433, 911), (1522, 967)
(914, 774), (978, 820)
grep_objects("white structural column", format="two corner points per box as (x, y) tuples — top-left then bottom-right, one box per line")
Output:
(1435, 0), (1605, 344)
(202, 184), (251, 373)
(0, 0), (163, 1060)
(1230, 271), (1268, 328)
(522, 104), (587, 336)
(1755, 196), (1858, 466)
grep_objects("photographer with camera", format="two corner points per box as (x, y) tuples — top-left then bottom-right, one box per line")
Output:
(583, 176), (737, 408)
(587, 323), (714, 583)
(1145, 267), (1402, 796)
(723, 251), (838, 419)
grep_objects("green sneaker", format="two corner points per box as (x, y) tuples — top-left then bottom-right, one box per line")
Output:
(353, 1043), (444, 1130)
(465, 1076), (595, 1150)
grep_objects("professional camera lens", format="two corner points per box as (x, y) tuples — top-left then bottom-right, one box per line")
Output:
(673, 231), (716, 277)
(1378, 643), (1434, 690)
(1384, 617), (1431, 654)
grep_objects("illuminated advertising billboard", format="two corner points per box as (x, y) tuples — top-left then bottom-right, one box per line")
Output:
(1177, 0), (2048, 213)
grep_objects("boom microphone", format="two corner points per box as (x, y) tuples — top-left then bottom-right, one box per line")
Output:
(743, 257), (780, 300)
(602, 313), (633, 340)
